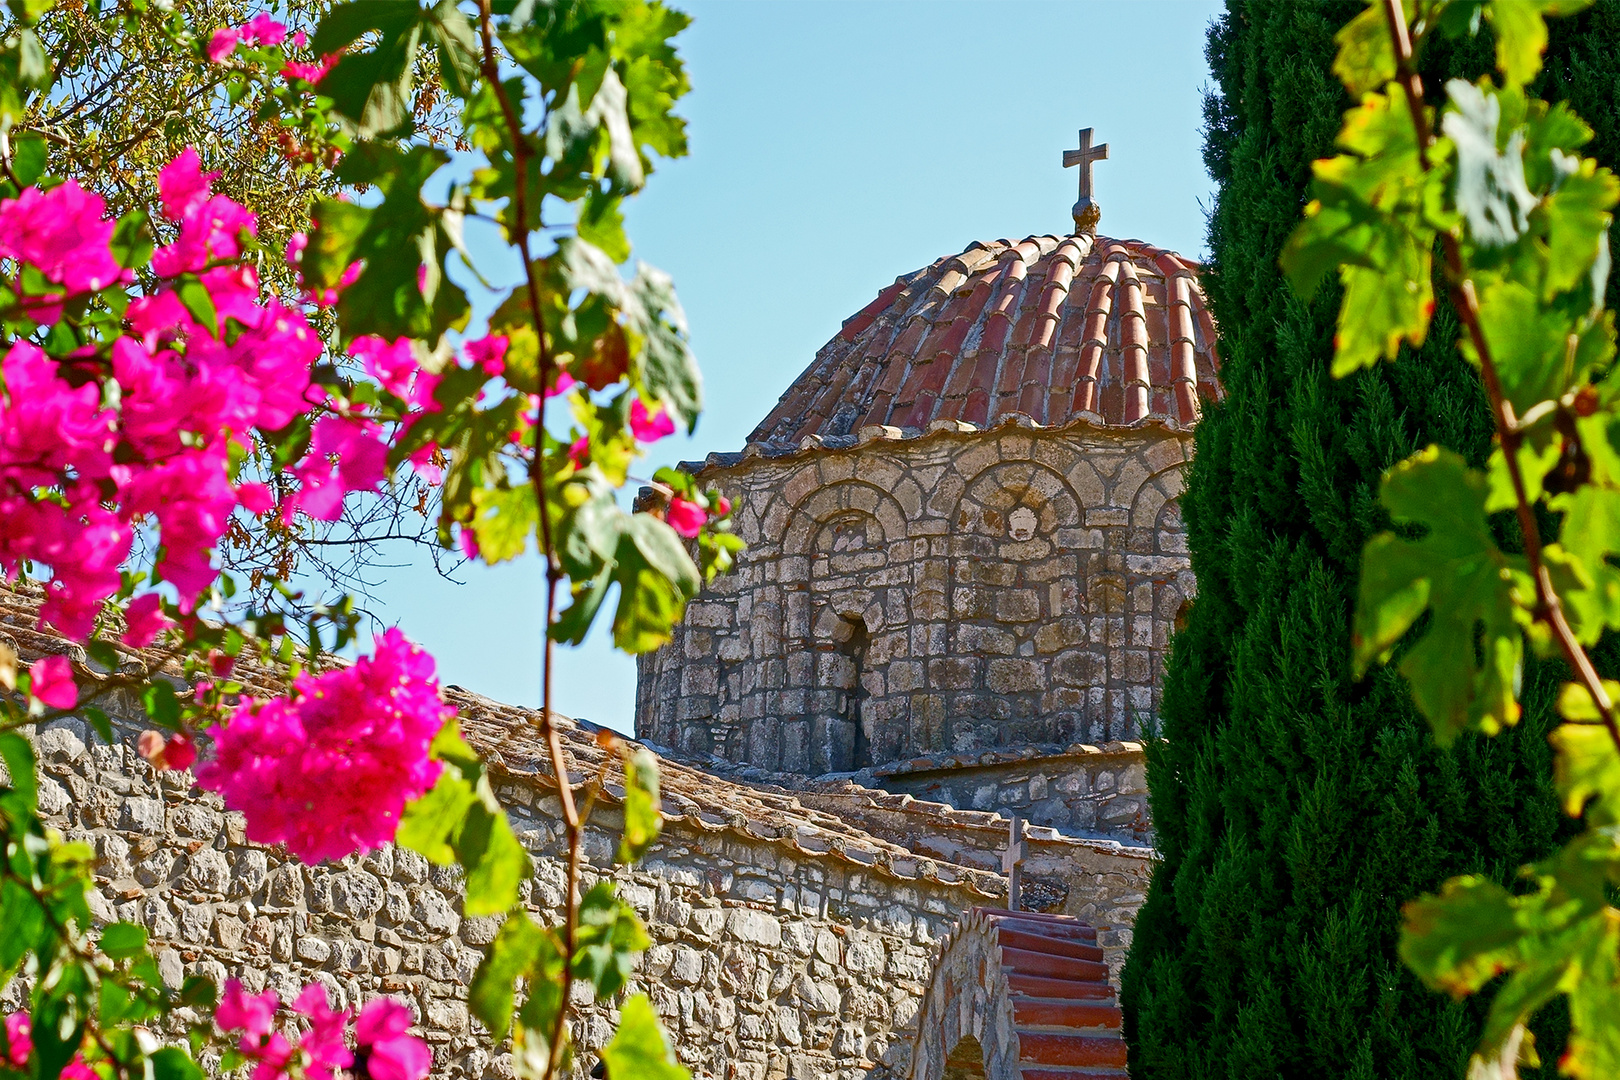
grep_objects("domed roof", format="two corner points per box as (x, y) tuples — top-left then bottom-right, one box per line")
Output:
(749, 234), (1221, 449)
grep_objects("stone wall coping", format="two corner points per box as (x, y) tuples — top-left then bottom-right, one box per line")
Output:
(0, 586), (1010, 903)
(673, 409), (1194, 481)
(867, 742), (1146, 780)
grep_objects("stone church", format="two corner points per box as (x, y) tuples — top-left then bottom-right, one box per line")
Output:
(4, 135), (1219, 1080)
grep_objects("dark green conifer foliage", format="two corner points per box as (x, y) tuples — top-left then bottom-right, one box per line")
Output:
(1119, 4), (1620, 1077)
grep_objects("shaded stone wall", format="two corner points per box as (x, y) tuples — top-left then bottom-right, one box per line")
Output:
(872, 744), (1150, 845)
(16, 711), (1002, 1080)
(637, 423), (1194, 775)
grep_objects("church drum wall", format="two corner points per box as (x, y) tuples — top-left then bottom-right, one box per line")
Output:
(636, 426), (1195, 775)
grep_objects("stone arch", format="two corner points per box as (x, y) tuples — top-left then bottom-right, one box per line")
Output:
(935, 460), (1087, 754)
(910, 907), (1126, 1080)
(782, 480), (908, 557)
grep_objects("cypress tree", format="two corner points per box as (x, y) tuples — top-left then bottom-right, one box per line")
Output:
(1119, 4), (1620, 1077)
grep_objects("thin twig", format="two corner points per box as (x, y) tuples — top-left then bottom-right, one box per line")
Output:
(473, 7), (582, 1077)
(1382, 0), (1620, 751)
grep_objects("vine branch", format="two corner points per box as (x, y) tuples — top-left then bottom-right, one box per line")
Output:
(1382, 0), (1620, 751)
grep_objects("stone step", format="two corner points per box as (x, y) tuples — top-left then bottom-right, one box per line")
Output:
(1014, 1032), (1129, 1070)
(997, 926), (1106, 963)
(1000, 946), (1110, 983)
(1006, 973), (1115, 1000)
(978, 907), (1099, 941)
(1011, 998), (1123, 1030)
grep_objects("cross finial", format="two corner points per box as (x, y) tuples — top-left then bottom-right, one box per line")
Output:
(1063, 128), (1109, 234)
(1002, 815), (1027, 911)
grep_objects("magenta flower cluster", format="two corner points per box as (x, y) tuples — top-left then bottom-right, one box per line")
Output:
(0, 148), (430, 638)
(4, 1013), (94, 1080)
(197, 629), (452, 863)
(0, 151), (323, 636)
(215, 980), (431, 1080)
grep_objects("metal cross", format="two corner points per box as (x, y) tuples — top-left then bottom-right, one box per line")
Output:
(1003, 815), (1028, 911)
(1063, 127), (1109, 234)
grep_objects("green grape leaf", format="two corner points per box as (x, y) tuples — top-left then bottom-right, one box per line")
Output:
(1565, 938), (1620, 1080)
(1487, 0), (1592, 87)
(149, 1048), (204, 1080)
(1400, 874), (1525, 997)
(1353, 446), (1526, 743)
(618, 747), (661, 864)
(398, 721), (527, 914)
(599, 994), (686, 1080)
(552, 568), (612, 647)
(1469, 278), (1574, 413)
(97, 922), (148, 960)
(457, 800), (528, 917)
(1543, 162), (1619, 301)
(423, 0), (480, 99)
(470, 484), (538, 564)
(469, 913), (545, 1042)
(1333, 2), (1397, 96)
(1443, 79), (1538, 248)
(609, 514), (701, 654)
(1483, 440), (1560, 514)
(573, 882), (651, 999)
(1549, 714), (1620, 823)
(0, 731), (36, 814)
(311, 1), (425, 139)
(624, 263), (700, 432)
(1550, 486), (1620, 643)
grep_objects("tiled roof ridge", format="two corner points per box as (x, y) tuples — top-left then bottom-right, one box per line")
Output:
(0, 585), (1008, 900)
(746, 233), (1220, 453)
(638, 739), (1154, 862)
(868, 741), (1146, 780)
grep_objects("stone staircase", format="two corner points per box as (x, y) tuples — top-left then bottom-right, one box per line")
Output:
(911, 906), (1128, 1080)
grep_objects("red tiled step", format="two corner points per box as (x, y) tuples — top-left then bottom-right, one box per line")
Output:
(997, 927), (1106, 963)
(1000, 946), (1110, 983)
(1006, 973), (1114, 1000)
(1019, 1070), (1129, 1080)
(978, 908), (1098, 941)
(1015, 1032), (1129, 1069)
(1011, 998), (1123, 1030)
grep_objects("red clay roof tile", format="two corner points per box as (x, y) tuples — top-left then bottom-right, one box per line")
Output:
(749, 235), (1221, 446)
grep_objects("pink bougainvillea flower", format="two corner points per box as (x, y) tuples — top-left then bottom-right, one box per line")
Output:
(216, 981), (279, 1038)
(5, 1012), (31, 1068)
(136, 730), (196, 771)
(238, 14), (288, 45)
(566, 434), (590, 467)
(407, 444), (443, 486)
(353, 336), (439, 411)
(714, 495), (732, 516)
(29, 655), (77, 710)
(236, 482), (275, 515)
(293, 985), (353, 1080)
(666, 495), (706, 539)
(629, 398), (675, 442)
(0, 181), (126, 297)
(283, 416), (390, 522)
(151, 192), (257, 276)
(463, 334), (508, 377)
(355, 999), (431, 1080)
(456, 525), (479, 561)
(207, 27), (240, 62)
(122, 593), (172, 648)
(546, 370), (577, 399)
(197, 630), (453, 862)
(290, 30), (308, 48)
(157, 147), (220, 221)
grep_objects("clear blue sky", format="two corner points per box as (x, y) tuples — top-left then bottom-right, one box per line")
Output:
(366, 0), (1223, 731)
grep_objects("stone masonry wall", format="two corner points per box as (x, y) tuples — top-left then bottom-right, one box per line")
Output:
(871, 744), (1150, 845)
(14, 708), (1004, 1080)
(636, 421), (1194, 776)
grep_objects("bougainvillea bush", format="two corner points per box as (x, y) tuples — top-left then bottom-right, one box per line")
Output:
(0, 1), (736, 1077)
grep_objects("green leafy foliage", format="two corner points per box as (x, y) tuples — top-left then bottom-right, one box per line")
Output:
(598, 994), (687, 1080)
(1354, 446), (1527, 742)
(398, 722), (529, 916)
(618, 747), (661, 863)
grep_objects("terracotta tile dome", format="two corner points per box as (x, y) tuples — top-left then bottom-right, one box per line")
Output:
(749, 234), (1222, 448)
